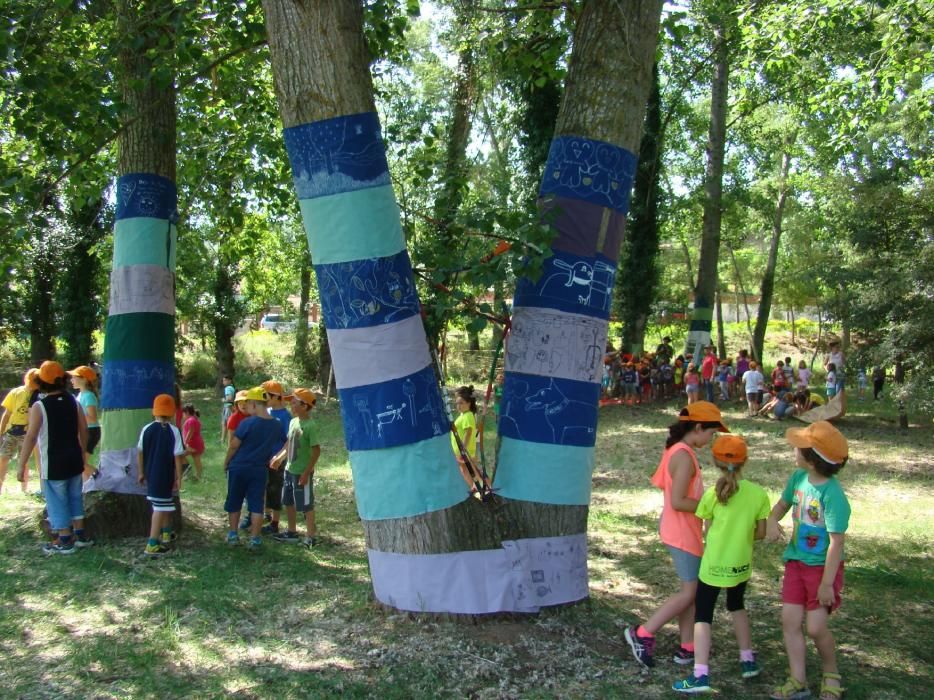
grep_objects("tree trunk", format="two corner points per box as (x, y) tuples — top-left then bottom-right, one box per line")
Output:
(894, 358), (908, 429)
(715, 286), (726, 359)
(752, 133), (794, 362)
(87, 0), (178, 536)
(213, 261), (237, 384)
(60, 198), (106, 368)
(686, 11), (730, 358)
(294, 245), (315, 380)
(28, 251), (56, 365)
(790, 306), (796, 345)
(729, 246), (757, 358)
(615, 62), (662, 361)
(262, 0), (662, 614)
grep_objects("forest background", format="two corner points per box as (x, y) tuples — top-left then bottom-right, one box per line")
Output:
(0, 0), (931, 404)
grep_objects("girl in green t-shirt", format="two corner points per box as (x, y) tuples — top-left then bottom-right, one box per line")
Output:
(673, 434), (770, 695)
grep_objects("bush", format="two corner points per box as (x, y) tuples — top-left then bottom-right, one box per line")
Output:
(180, 353), (217, 388)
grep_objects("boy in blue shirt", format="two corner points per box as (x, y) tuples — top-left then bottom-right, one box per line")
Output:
(223, 387), (283, 548)
(137, 394), (186, 557)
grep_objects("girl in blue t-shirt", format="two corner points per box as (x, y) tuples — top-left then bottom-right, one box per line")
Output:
(69, 366), (100, 479)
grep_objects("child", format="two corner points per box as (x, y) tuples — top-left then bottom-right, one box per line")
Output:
(673, 434), (770, 693)
(272, 388), (321, 547)
(451, 385), (479, 489)
(624, 401), (729, 669)
(743, 361), (764, 416)
(182, 404), (205, 482)
(224, 386), (284, 548)
(825, 363), (837, 399)
(767, 421), (850, 700)
(137, 394), (185, 557)
(68, 366), (100, 480)
(772, 360), (788, 391)
(0, 369), (39, 494)
(658, 359), (674, 400)
(717, 361), (731, 401)
(220, 374), (236, 444)
(16, 361), (92, 553)
(856, 368), (867, 400)
(259, 380), (292, 534)
(621, 363), (639, 405)
(797, 360), (811, 391)
(684, 363), (701, 404)
(226, 390), (249, 435)
(783, 357), (795, 387)
(673, 357), (685, 394)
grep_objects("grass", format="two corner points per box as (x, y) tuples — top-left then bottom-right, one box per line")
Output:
(0, 387), (931, 699)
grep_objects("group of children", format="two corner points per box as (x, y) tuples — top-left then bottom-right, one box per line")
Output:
(135, 378), (322, 556)
(624, 400), (850, 699)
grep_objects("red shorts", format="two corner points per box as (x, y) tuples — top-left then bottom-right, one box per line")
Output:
(782, 560), (844, 612)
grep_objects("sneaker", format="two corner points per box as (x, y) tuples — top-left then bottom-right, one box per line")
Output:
(74, 537), (95, 548)
(673, 647), (695, 665)
(741, 657), (761, 679)
(273, 531), (300, 543)
(624, 626), (655, 668)
(672, 674), (711, 694)
(144, 543), (171, 557)
(238, 517), (250, 530)
(769, 677), (811, 700)
(161, 531), (178, 545)
(247, 536), (262, 550)
(302, 536), (317, 548)
(226, 532), (240, 546)
(261, 522), (280, 534)
(42, 541), (76, 556)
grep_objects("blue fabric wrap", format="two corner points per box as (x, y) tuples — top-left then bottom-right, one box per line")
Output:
(514, 250), (616, 321)
(115, 173), (177, 221)
(497, 372), (600, 447)
(316, 249), (420, 330)
(101, 359), (175, 411)
(336, 364), (449, 451)
(538, 135), (637, 212)
(283, 112), (391, 200)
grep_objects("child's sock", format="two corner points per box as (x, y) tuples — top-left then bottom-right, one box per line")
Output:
(148, 537), (160, 546)
(694, 663), (709, 677)
(740, 649), (755, 662)
(636, 625), (653, 638)
(161, 527), (172, 536)
(74, 528), (85, 540)
(58, 535), (73, 546)
(681, 642), (695, 652)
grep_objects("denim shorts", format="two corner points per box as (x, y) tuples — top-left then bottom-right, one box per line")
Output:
(42, 475), (85, 530)
(666, 545), (701, 582)
(224, 468), (267, 515)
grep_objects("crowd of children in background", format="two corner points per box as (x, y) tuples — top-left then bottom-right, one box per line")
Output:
(601, 337), (882, 420)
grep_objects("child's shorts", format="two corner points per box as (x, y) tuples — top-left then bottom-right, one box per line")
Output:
(225, 467), (267, 515)
(282, 470), (314, 513)
(86, 426), (101, 455)
(266, 467), (284, 511)
(746, 392), (758, 402)
(782, 560), (844, 612)
(666, 545), (701, 582)
(623, 384), (638, 396)
(826, 387), (837, 398)
(42, 475), (85, 530)
(0, 431), (24, 459)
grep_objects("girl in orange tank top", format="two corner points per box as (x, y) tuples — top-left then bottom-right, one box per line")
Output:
(624, 401), (729, 670)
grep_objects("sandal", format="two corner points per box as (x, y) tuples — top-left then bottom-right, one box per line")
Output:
(770, 676), (812, 700)
(819, 672), (844, 700)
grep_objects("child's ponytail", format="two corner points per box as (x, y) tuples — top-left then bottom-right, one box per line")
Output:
(714, 461), (741, 504)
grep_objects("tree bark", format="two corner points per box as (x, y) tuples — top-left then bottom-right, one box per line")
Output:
(753, 133), (794, 362)
(28, 251), (56, 365)
(686, 10), (730, 358)
(88, 0), (178, 531)
(729, 246), (756, 358)
(715, 286), (726, 359)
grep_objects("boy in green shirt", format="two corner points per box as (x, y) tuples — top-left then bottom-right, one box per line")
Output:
(767, 421), (850, 700)
(272, 388), (321, 547)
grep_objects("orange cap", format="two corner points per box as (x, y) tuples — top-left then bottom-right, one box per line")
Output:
(37, 360), (66, 384)
(712, 434), (748, 464)
(152, 393), (176, 417)
(68, 365), (97, 383)
(786, 421), (848, 464)
(261, 380), (291, 399)
(292, 388), (317, 406)
(678, 400), (729, 432)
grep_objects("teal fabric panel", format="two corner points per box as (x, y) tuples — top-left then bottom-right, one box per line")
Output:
(494, 436), (594, 505)
(299, 185), (404, 265)
(102, 313), (175, 362)
(350, 435), (467, 520)
(113, 218), (177, 270)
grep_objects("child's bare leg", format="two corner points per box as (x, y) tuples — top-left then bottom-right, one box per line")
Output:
(806, 608), (840, 689)
(782, 603), (808, 684)
(644, 580), (697, 636)
(731, 609), (752, 651)
(304, 509), (316, 538)
(0, 456), (8, 494)
(227, 511), (241, 532)
(286, 504), (297, 533)
(149, 511), (162, 542)
(249, 511), (263, 538)
(677, 599), (696, 647)
(193, 453), (203, 479)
